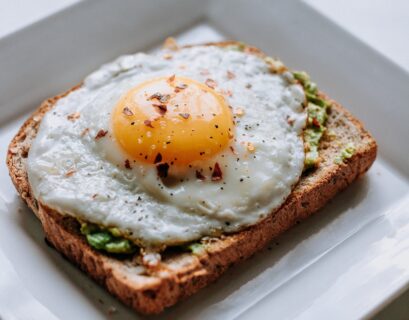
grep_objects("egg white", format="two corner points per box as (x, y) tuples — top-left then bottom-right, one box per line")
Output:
(27, 45), (306, 247)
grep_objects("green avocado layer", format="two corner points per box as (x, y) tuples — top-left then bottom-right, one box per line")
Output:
(184, 242), (206, 255)
(80, 220), (207, 256)
(292, 71), (331, 170)
(80, 222), (136, 254)
(334, 142), (356, 164)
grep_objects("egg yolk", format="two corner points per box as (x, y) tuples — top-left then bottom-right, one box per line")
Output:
(112, 76), (234, 165)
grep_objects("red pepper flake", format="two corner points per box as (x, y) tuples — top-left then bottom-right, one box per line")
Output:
(65, 169), (76, 177)
(95, 129), (108, 139)
(312, 117), (320, 128)
(167, 74), (176, 84)
(220, 89), (233, 97)
(211, 162), (223, 181)
(81, 128), (90, 137)
(156, 163), (169, 178)
(144, 120), (154, 128)
(160, 94), (170, 103)
(287, 117), (295, 126)
(92, 193), (98, 199)
(154, 153), (162, 164)
(122, 107), (134, 116)
(124, 159), (132, 169)
(205, 78), (217, 89)
(227, 71), (236, 79)
(148, 92), (161, 100)
(176, 83), (188, 90)
(230, 146), (237, 155)
(179, 113), (190, 119)
(67, 112), (80, 122)
(149, 92), (170, 103)
(200, 69), (210, 76)
(196, 170), (205, 180)
(153, 104), (167, 115)
(175, 83), (188, 93)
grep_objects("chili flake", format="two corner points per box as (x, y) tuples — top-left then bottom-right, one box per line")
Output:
(220, 89), (233, 97)
(144, 120), (154, 128)
(179, 113), (190, 119)
(205, 78), (217, 89)
(95, 129), (108, 139)
(153, 104), (167, 115)
(81, 128), (90, 137)
(287, 117), (295, 126)
(175, 83), (188, 93)
(312, 117), (320, 128)
(67, 112), (80, 122)
(227, 71), (235, 79)
(167, 74), (176, 84)
(149, 93), (170, 103)
(177, 83), (188, 89)
(211, 162), (223, 181)
(200, 69), (210, 76)
(122, 107), (134, 116)
(65, 169), (76, 177)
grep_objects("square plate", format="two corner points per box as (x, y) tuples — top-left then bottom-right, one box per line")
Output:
(0, 1), (408, 319)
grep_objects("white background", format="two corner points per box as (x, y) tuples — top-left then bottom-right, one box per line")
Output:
(0, 0), (408, 318)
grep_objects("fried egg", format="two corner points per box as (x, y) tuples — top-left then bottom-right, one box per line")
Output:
(27, 44), (307, 247)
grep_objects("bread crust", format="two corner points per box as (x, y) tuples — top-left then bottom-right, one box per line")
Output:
(6, 43), (377, 314)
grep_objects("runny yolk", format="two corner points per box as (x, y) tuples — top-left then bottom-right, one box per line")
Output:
(112, 76), (234, 166)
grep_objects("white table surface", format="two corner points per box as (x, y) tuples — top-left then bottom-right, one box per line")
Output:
(0, 0), (408, 318)
(306, 0), (409, 73)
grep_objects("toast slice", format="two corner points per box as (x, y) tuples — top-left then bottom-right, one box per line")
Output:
(6, 42), (377, 314)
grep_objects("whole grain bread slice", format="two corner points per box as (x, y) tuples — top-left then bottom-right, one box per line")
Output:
(6, 42), (377, 314)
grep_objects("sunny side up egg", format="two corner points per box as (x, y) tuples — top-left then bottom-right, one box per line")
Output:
(27, 45), (307, 247)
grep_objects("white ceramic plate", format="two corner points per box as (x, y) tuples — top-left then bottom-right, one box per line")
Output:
(0, 1), (408, 319)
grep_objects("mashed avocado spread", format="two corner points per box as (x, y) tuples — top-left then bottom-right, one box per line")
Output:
(292, 71), (331, 170)
(80, 222), (136, 254)
(334, 142), (356, 164)
(80, 221), (206, 255)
